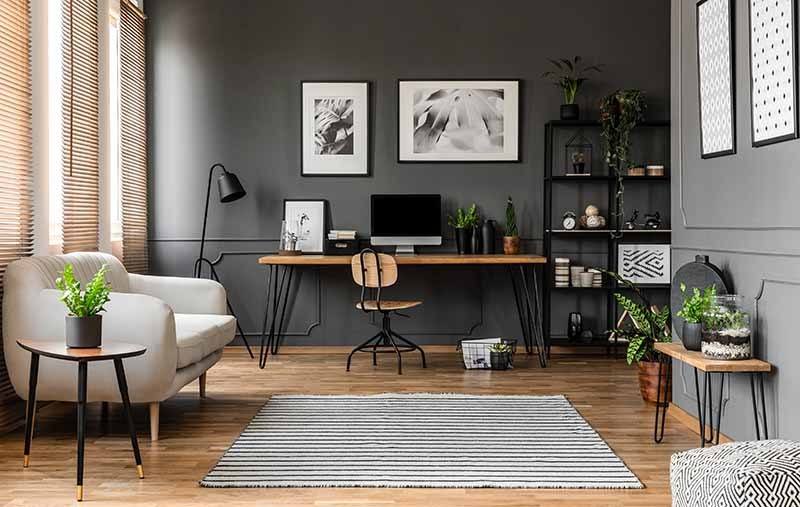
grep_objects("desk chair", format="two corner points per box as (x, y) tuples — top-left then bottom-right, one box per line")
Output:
(347, 249), (426, 374)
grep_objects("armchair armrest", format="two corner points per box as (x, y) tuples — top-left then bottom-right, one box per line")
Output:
(128, 273), (227, 315)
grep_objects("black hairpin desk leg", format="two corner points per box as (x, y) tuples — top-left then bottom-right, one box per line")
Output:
(258, 265), (295, 368)
(653, 353), (672, 443)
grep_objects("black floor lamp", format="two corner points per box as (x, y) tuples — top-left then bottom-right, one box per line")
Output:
(193, 163), (254, 358)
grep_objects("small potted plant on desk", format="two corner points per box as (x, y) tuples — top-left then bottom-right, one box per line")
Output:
(448, 204), (479, 254)
(541, 56), (603, 120)
(676, 283), (716, 351)
(503, 196), (520, 255)
(607, 272), (671, 403)
(56, 264), (112, 348)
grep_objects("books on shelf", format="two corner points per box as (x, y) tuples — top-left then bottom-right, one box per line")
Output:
(328, 230), (357, 240)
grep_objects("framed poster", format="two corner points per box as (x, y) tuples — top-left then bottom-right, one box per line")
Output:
(749, 0), (799, 146)
(283, 199), (327, 254)
(697, 0), (736, 158)
(397, 79), (520, 162)
(617, 244), (671, 285)
(301, 81), (370, 176)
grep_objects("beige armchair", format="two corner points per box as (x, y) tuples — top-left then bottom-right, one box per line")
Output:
(2, 252), (235, 440)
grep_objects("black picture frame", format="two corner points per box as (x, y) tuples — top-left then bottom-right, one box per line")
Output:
(300, 81), (372, 177)
(282, 199), (329, 254)
(696, 0), (737, 159)
(396, 79), (522, 163)
(748, 0), (799, 147)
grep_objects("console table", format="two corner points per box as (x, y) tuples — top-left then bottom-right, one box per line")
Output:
(256, 254), (548, 369)
(653, 342), (772, 448)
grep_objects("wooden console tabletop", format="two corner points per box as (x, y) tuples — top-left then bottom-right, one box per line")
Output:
(258, 254), (547, 266)
(655, 342), (772, 373)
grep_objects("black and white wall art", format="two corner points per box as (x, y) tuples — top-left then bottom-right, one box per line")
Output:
(302, 82), (369, 176)
(618, 244), (671, 285)
(398, 80), (520, 162)
(749, 0), (799, 146)
(283, 199), (327, 254)
(697, 0), (736, 158)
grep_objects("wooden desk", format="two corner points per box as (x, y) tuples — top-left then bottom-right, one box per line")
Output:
(653, 342), (772, 447)
(256, 254), (548, 369)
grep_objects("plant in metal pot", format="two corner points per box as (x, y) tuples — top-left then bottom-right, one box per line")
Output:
(503, 196), (520, 255)
(489, 342), (513, 370)
(541, 56), (603, 120)
(676, 283), (716, 351)
(600, 90), (646, 239)
(607, 271), (671, 403)
(448, 204), (479, 254)
(55, 264), (112, 348)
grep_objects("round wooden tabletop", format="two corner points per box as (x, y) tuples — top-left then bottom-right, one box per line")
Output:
(16, 339), (146, 362)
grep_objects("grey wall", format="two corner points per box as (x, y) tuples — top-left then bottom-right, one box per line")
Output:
(671, 0), (799, 440)
(147, 0), (670, 346)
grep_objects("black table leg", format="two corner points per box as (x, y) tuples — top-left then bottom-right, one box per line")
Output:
(258, 265), (277, 368)
(508, 266), (532, 355)
(516, 265), (547, 367)
(113, 359), (144, 479)
(653, 353), (672, 443)
(271, 266), (295, 355)
(750, 372), (769, 440)
(693, 368), (705, 447)
(76, 361), (87, 501)
(713, 373), (724, 445)
(22, 353), (39, 468)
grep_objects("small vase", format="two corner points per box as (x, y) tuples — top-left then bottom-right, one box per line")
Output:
(560, 103), (579, 121)
(455, 228), (472, 255)
(682, 322), (702, 351)
(503, 236), (520, 255)
(470, 226), (481, 255)
(481, 220), (496, 254)
(65, 315), (102, 348)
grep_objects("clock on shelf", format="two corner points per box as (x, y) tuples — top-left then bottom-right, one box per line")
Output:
(562, 211), (577, 230)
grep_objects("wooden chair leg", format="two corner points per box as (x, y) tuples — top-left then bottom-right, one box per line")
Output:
(149, 402), (159, 441)
(199, 373), (207, 399)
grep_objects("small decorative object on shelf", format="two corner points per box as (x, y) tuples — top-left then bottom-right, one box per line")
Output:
(278, 220), (301, 256)
(283, 199), (327, 254)
(448, 203), (480, 255)
(628, 166), (646, 177)
(643, 212), (662, 229)
(701, 295), (752, 360)
(481, 220), (496, 254)
(568, 312), (582, 342)
(503, 196), (520, 254)
(646, 164), (665, 177)
(676, 283), (717, 351)
(570, 265), (585, 287)
(624, 210), (639, 230)
(579, 204), (607, 229)
(541, 55), (603, 121)
(579, 329), (595, 344)
(554, 258), (570, 287)
(56, 264), (112, 348)
(588, 268), (603, 287)
(562, 211), (578, 230)
(564, 131), (593, 175)
(578, 271), (594, 287)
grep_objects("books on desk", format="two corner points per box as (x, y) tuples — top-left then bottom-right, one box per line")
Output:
(328, 230), (357, 240)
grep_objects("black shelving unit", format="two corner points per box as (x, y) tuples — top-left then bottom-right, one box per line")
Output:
(542, 120), (671, 353)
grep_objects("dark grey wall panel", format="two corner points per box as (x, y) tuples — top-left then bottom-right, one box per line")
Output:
(147, 0), (670, 346)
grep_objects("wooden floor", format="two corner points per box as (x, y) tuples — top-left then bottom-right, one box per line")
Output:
(0, 347), (700, 506)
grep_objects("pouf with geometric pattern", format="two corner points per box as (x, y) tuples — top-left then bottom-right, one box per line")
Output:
(671, 440), (800, 507)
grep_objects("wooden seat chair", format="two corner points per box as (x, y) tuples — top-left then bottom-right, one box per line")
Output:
(347, 249), (426, 374)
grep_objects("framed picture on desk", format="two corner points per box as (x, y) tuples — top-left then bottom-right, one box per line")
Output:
(283, 199), (327, 254)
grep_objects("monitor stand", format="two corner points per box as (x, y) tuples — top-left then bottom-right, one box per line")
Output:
(395, 245), (416, 256)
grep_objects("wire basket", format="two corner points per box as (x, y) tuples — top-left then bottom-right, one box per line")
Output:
(457, 338), (517, 370)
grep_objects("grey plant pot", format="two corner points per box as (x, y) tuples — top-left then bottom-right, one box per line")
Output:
(682, 321), (702, 351)
(65, 315), (102, 348)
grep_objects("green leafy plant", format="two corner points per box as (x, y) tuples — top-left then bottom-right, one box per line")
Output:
(676, 283), (717, 324)
(702, 307), (749, 331)
(541, 56), (603, 104)
(55, 264), (112, 317)
(447, 203), (479, 229)
(489, 342), (512, 353)
(505, 196), (518, 237)
(606, 271), (671, 364)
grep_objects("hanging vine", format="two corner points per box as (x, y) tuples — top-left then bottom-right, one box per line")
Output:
(599, 90), (646, 239)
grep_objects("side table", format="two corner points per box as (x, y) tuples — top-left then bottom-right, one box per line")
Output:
(17, 339), (147, 501)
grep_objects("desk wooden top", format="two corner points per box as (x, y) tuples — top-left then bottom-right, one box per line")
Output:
(17, 340), (146, 362)
(655, 342), (772, 373)
(258, 254), (547, 266)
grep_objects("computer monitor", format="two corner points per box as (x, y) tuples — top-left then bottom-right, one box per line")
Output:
(370, 194), (442, 254)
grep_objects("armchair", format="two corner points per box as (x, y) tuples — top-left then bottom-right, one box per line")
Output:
(2, 252), (236, 440)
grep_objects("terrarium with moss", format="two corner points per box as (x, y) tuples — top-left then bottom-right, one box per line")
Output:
(701, 295), (752, 360)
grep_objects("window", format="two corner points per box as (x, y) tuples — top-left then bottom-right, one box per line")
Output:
(48, 0), (63, 250)
(109, 12), (123, 244)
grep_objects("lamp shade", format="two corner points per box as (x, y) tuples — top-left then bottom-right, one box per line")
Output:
(217, 171), (246, 203)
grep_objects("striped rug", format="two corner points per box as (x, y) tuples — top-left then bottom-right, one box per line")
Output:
(200, 393), (642, 489)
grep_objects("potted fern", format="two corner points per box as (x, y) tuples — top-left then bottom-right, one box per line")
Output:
(676, 283), (716, 351)
(541, 56), (603, 120)
(503, 196), (520, 255)
(447, 204), (479, 254)
(55, 264), (112, 348)
(608, 272), (671, 403)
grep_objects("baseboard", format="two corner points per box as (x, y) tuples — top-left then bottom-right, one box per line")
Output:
(228, 344), (614, 355)
(667, 403), (733, 444)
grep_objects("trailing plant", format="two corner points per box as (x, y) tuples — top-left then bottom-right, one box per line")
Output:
(55, 264), (112, 317)
(447, 203), (479, 229)
(489, 342), (512, 353)
(505, 196), (518, 237)
(676, 283), (717, 324)
(605, 270), (671, 365)
(599, 90), (647, 238)
(541, 56), (603, 104)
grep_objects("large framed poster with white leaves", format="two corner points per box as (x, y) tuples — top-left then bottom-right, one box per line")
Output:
(749, 0), (799, 147)
(697, 0), (736, 158)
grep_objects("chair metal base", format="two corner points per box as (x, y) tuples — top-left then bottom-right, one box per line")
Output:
(346, 314), (426, 375)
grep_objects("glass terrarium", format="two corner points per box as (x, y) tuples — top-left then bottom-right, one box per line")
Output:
(564, 132), (593, 175)
(701, 295), (752, 360)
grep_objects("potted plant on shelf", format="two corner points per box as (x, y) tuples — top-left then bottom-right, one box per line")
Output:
(599, 89), (646, 238)
(56, 264), (112, 348)
(448, 204), (479, 254)
(503, 196), (520, 255)
(676, 283), (716, 351)
(607, 272), (671, 403)
(489, 341), (514, 370)
(541, 56), (603, 120)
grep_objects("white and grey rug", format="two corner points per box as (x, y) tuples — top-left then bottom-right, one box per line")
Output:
(200, 394), (642, 489)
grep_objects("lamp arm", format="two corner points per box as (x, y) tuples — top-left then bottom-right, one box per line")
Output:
(196, 163), (226, 278)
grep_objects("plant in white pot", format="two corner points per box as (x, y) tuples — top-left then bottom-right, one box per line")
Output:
(55, 264), (111, 348)
(676, 283), (716, 351)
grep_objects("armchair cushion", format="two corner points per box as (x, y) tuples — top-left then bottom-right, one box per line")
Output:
(174, 314), (236, 368)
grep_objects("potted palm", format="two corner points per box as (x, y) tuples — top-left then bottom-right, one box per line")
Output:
(503, 196), (520, 255)
(542, 56), (603, 120)
(56, 264), (112, 348)
(448, 204), (479, 254)
(676, 283), (716, 351)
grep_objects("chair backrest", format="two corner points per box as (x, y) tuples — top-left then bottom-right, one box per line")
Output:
(351, 250), (398, 288)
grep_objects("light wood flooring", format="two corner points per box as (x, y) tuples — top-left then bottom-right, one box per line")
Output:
(0, 347), (700, 506)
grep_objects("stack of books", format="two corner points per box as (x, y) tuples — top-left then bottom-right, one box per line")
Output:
(328, 230), (357, 240)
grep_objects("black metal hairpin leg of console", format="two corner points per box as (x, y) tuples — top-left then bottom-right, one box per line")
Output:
(694, 370), (724, 447)
(258, 265), (295, 369)
(750, 372), (768, 440)
(653, 353), (672, 443)
(508, 265), (546, 367)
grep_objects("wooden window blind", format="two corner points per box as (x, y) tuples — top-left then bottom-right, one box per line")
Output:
(0, 0), (34, 433)
(61, 0), (99, 253)
(119, 0), (148, 273)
